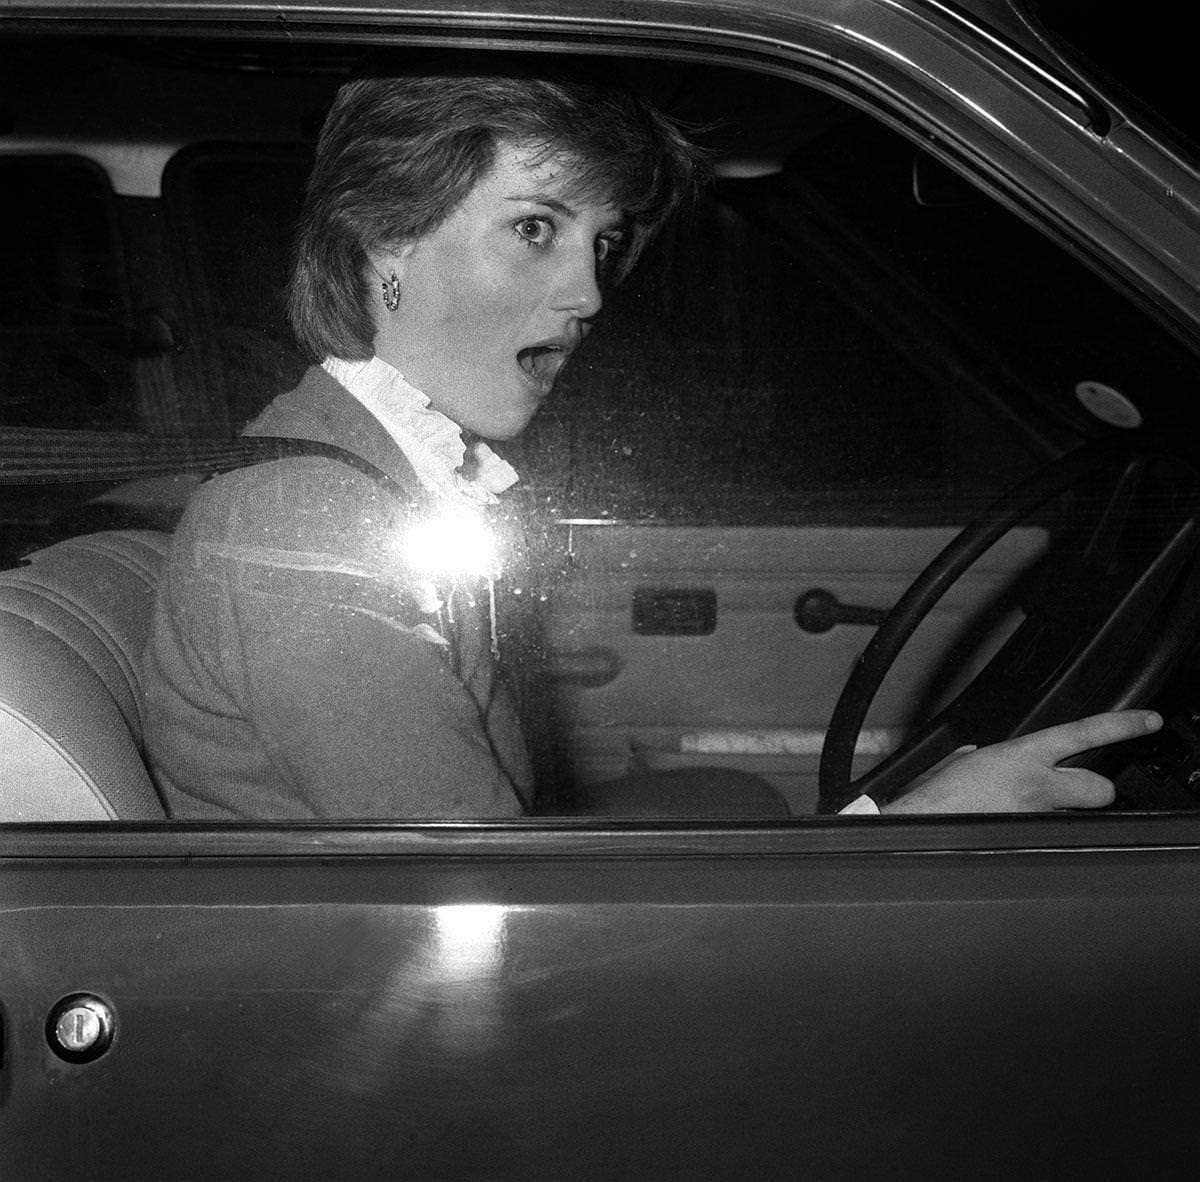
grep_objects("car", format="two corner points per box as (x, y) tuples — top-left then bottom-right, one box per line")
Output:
(2, 1), (1199, 1176)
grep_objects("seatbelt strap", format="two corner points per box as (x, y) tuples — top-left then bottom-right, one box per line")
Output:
(0, 425), (410, 497)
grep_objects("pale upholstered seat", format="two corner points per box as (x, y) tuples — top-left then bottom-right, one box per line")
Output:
(0, 530), (170, 821)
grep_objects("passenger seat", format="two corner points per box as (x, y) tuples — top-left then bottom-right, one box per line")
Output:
(0, 531), (170, 821)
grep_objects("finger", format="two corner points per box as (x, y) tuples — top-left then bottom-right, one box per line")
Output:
(1049, 767), (1117, 809)
(1022, 710), (1161, 763)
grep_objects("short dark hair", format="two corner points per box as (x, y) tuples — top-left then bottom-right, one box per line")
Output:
(287, 69), (705, 360)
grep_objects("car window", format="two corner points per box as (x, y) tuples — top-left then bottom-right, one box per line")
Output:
(162, 98), (1199, 530)
(163, 144), (312, 430)
(0, 156), (134, 431)
(1, 35), (1199, 824)
(169, 146), (1036, 527)
(0, 155), (144, 562)
(163, 137), (987, 520)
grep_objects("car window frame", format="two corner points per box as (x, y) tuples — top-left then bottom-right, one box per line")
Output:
(1, 8), (1199, 850)
(5, 812), (1200, 859)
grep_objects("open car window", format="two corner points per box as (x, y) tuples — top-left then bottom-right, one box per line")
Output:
(1, 31), (1199, 828)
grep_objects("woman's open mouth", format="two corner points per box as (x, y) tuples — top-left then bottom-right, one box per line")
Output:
(516, 343), (569, 395)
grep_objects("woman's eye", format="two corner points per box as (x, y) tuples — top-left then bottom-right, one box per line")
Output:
(514, 217), (553, 246)
(595, 234), (627, 266)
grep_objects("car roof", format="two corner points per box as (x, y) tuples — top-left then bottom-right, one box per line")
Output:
(0, 0), (1104, 90)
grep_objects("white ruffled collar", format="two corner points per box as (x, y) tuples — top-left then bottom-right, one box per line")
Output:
(323, 355), (519, 505)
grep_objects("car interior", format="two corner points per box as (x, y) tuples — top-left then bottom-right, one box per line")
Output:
(3, 34), (1200, 823)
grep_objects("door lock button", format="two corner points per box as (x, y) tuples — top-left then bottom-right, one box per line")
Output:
(47, 994), (115, 1062)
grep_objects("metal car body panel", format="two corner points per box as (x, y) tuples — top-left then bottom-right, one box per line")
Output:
(3, 1), (1200, 1176)
(5, 819), (1200, 1176)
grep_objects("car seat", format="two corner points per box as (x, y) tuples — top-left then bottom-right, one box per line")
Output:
(0, 530), (170, 820)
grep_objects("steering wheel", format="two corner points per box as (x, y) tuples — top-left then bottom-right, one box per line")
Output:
(818, 437), (1200, 812)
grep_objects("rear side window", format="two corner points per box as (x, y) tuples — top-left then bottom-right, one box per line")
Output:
(163, 144), (312, 429)
(0, 157), (141, 564)
(0, 157), (135, 431)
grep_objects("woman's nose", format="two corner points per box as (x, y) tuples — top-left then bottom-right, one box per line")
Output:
(552, 249), (603, 319)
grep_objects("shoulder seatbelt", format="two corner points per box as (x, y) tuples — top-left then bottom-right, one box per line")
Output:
(0, 425), (411, 498)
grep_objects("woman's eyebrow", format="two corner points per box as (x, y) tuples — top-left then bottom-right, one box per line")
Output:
(504, 194), (578, 218)
(505, 194), (627, 232)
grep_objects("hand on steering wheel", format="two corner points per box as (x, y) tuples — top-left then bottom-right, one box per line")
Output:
(819, 437), (1200, 812)
(880, 709), (1162, 813)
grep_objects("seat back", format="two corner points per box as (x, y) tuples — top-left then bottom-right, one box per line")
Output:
(0, 530), (170, 820)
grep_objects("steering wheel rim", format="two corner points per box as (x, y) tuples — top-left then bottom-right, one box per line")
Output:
(818, 436), (1200, 813)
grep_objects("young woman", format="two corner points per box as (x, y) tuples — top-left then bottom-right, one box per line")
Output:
(143, 69), (1158, 819)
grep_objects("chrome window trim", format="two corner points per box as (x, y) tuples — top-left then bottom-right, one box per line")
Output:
(5, 812), (1200, 859)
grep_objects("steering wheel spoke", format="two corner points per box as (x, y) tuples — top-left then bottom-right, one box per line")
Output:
(850, 702), (990, 806)
(1076, 452), (1149, 566)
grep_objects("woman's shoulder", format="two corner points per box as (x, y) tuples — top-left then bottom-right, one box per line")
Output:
(172, 453), (414, 570)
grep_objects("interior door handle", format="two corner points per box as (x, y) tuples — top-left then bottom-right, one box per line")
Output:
(794, 588), (889, 633)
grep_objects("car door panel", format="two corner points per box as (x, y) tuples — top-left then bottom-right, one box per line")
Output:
(538, 524), (1047, 811)
(2, 823), (1199, 1179)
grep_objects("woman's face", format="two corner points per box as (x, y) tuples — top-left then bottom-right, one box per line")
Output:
(373, 140), (627, 440)
(374, 138), (628, 441)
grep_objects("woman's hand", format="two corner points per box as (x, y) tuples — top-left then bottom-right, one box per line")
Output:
(881, 710), (1163, 813)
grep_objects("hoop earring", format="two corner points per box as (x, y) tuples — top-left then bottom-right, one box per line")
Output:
(381, 272), (401, 312)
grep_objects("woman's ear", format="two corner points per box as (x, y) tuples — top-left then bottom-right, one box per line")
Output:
(371, 241), (417, 285)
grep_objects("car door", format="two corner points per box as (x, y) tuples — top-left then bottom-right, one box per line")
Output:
(4, 3), (1200, 1178)
(5, 818), (1200, 1178)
